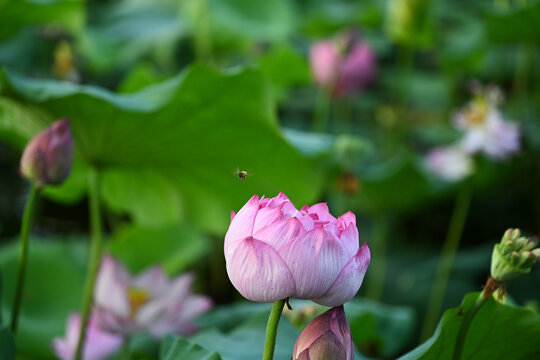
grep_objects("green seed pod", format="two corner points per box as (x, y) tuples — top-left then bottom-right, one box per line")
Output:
(491, 229), (539, 282)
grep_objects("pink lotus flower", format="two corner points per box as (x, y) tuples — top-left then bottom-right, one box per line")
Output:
(94, 255), (212, 338)
(425, 146), (474, 182)
(309, 30), (376, 98)
(292, 305), (353, 360)
(20, 118), (73, 187)
(224, 192), (370, 307)
(53, 313), (123, 360)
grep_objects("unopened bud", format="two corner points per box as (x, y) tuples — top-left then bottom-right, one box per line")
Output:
(491, 228), (539, 282)
(20, 119), (73, 187)
(523, 238), (538, 251)
(510, 251), (521, 265)
(503, 228), (513, 239)
(292, 306), (353, 360)
(310, 29), (376, 98)
(513, 237), (528, 250)
(521, 252), (537, 267)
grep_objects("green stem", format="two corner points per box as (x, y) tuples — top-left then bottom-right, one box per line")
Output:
(10, 182), (40, 334)
(365, 215), (390, 301)
(312, 89), (331, 133)
(336, 98), (353, 134)
(512, 43), (533, 99)
(396, 45), (414, 106)
(122, 336), (130, 360)
(193, 0), (212, 63)
(75, 168), (103, 360)
(263, 299), (286, 360)
(420, 182), (473, 341)
(453, 289), (490, 360)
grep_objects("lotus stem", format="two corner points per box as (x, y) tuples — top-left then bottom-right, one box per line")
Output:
(263, 299), (286, 360)
(75, 167), (103, 360)
(10, 182), (40, 334)
(421, 182), (472, 341)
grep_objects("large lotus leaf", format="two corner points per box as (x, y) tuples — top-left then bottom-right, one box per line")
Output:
(80, 0), (184, 71)
(208, 0), (295, 42)
(0, 97), (52, 146)
(353, 153), (439, 214)
(346, 299), (416, 358)
(108, 223), (210, 275)
(0, 325), (15, 360)
(258, 45), (310, 88)
(400, 292), (540, 359)
(196, 301), (269, 333)
(485, 2), (540, 43)
(161, 336), (222, 360)
(0, 238), (86, 358)
(191, 311), (299, 360)
(0, 0), (84, 41)
(257, 45), (310, 102)
(0, 65), (325, 233)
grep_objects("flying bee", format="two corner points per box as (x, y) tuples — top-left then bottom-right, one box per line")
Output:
(237, 170), (248, 180)
(233, 168), (252, 181)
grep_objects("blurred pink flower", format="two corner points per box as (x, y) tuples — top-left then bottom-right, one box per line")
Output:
(454, 86), (520, 160)
(309, 30), (376, 98)
(425, 146), (474, 182)
(454, 107), (520, 160)
(94, 255), (212, 338)
(53, 313), (123, 360)
(20, 118), (73, 187)
(224, 192), (370, 307)
(292, 305), (353, 360)
(309, 41), (341, 89)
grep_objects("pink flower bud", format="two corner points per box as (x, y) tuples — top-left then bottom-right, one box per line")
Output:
(224, 192), (370, 307)
(20, 118), (73, 186)
(309, 41), (341, 89)
(292, 305), (354, 360)
(309, 30), (377, 98)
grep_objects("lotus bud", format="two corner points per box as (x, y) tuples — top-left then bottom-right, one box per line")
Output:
(491, 228), (540, 282)
(224, 192), (370, 307)
(309, 29), (376, 98)
(20, 118), (73, 187)
(292, 305), (354, 360)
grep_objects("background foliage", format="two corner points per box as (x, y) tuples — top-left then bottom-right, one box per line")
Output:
(0, 0), (539, 359)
